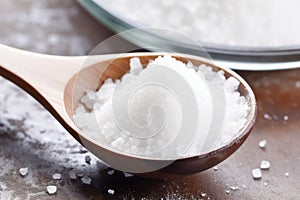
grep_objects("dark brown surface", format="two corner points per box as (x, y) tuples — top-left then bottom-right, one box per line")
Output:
(0, 1), (300, 199)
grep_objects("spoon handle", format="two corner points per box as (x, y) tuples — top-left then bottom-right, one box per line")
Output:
(0, 44), (87, 133)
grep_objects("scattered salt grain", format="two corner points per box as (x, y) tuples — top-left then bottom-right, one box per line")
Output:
(230, 186), (240, 191)
(68, 170), (77, 180)
(19, 167), (28, 176)
(260, 160), (270, 170)
(108, 189), (115, 194)
(264, 182), (268, 186)
(283, 115), (289, 121)
(213, 166), (218, 171)
(242, 185), (247, 189)
(123, 172), (134, 178)
(295, 81), (300, 88)
(52, 173), (62, 180)
(225, 190), (230, 194)
(200, 192), (207, 197)
(107, 169), (115, 175)
(259, 140), (267, 149)
(263, 114), (272, 120)
(46, 185), (57, 195)
(81, 176), (92, 185)
(85, 155), (91, 164)
(252, 168), (262, 179)
(285, 172), (289, 177)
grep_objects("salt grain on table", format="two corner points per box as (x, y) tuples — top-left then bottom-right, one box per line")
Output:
(68, 170), (77, 180)
(230, 186), (240, 191)
(225, 190), (230, 194)
(52, 173), (62, 180)
(285, 172), (289, 177)
(264, 182), (268, 186)
(263, 113), (272, 120)
(47, 185), (57, 195)
(252, 168), (262, 179)
(295, 81), (300, 88)
(200, 192), (207, 197)
(259, 140), (267, 149)
(283, 115), (289, 121)
(19, 167), (28, 176)
(107, 169), (115, 175)
(108, 189), (115, 194)
(81, 176), (92, 185)
(123, 172), (133, 178)
(260, 160), (270, 170)
(213, 166), (218, 171)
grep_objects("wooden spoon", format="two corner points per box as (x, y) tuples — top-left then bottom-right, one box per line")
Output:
(0, 44), (257, 178)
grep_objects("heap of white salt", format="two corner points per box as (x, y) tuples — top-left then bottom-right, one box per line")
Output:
(74, 55), (249, 159)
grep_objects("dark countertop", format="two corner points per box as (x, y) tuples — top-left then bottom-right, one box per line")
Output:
(0, 1), (300, 199)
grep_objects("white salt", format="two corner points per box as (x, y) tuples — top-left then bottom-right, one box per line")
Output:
(259, 140), (267, 149)
(46, 185), (57, 195)
(213, 166), (218, 171)
(263, 114), (272, 120)
(107, 169), (115, 175)
(285, 172), (289, 177)
(108, 189), (115, 194)
(68, 170), (77, 180)
(283, 115), (289, 121)
(19, 167), (28, 176)
(74, 56), (249, 159)
(81, 176), (92, 185)
(252, 168), (262, 179)
(264, 182), (268, 186)
(123, 172), (133, 178)
(225, 190), (230, 194)
(200, 192), (207, 197)
(295, 81), (300, 88)
(52, 173), (62, 180)
(94, 0), (300, 47)
(260, 160), (270, 170)
(230, 186), (240, 191)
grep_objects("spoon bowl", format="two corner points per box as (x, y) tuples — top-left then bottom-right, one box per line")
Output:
(0, 44), (257, 178)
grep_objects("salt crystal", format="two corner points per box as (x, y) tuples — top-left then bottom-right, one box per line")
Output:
(242, 185), (247, 189)
(225, 190), (230, 194)
(230, 186), (240, 191)
(212, 166), (218, 171)
(200, 192), (207, 197)
(295, 81), (300, 88)
(285, 172), (289, 177)
(260, 160), (270, 170)
(123, 172), (134, 177)
(108, 189), (115, 194)
(47, 185), (57, 195)
(252, 168), (262, 179)
(263, 114), (272, 120)
(259, 140), (267, 149)
(85, 155), (91, 164)
(68, 170), (77, 180)
(19, 167), (28, 176)
(52, 173), (62, 180)
(107, 169), (115, 175)
(81, 176), (92, 185)
(283, 115), (289, 121)
(73, 56), (249, 159)
(264, 182), (268, 186)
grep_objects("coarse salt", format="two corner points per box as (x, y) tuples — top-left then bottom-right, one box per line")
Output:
(46, 185), (57, 195)
(263, 114), (272, 120)
(81, 176), (92, 185)
(252, 168), (262, 179)
(260, 160), (270, 170)
(107, 169), (115, 175)
(259, 140), (267, 149)
(19, 167), (28, 176)
(68, 170), (77, 180)
(52, 173), (62, 180)
(74, 56), (249, 159)
(108, 189), (115, 194)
